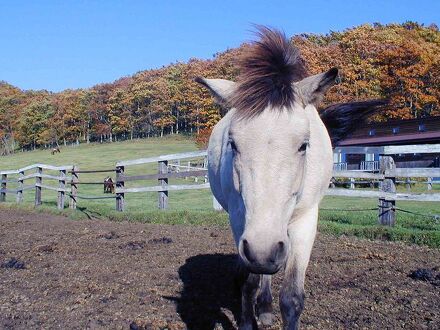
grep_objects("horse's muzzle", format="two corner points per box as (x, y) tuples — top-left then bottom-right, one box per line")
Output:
(238, 238), (288, 274)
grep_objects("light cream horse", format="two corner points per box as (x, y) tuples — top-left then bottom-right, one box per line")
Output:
(196, 27), (384, 330)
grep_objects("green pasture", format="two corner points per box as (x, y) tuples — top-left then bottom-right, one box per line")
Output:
(1, 136), (439, 247)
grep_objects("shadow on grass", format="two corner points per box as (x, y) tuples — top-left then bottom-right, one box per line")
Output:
(165, 253), (241, 330)
(76, 206), (104, 220)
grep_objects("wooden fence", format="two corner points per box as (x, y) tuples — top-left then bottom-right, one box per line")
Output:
(0, 164), (73, 209)
(331, 144), (440, 226)
(328, 158), (440, 226)
(1, 144), (439, 226)
(114, 150), (209, 211)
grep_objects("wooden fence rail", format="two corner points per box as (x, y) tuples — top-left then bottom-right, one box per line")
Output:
(1, 147), (439, 226)
(0, 164), (74, 210)
(114, 151), (209, 211)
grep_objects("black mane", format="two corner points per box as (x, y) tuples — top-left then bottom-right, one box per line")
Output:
(231, 26), (307, 118)
(320, 100), (388, 146)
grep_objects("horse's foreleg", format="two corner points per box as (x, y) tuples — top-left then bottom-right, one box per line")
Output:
(280, 206), (318, 330)
(238, 264), (260, 330)
(256, 274), (274, 326)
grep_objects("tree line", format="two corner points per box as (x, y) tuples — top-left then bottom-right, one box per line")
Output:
(0, 22), (439, 154)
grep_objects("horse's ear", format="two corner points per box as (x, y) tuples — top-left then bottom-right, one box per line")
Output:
(296, 68), (339, 106)
(195, 77), (236, 105)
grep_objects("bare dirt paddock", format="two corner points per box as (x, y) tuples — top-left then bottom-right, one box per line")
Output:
(0, 209), (439, 330)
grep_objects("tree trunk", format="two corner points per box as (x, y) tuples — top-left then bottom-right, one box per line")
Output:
(176, 110), (180, 134)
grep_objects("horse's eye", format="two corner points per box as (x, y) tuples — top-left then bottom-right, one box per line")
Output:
(230, 140), (237, 152)
(298, 141), (309, 153)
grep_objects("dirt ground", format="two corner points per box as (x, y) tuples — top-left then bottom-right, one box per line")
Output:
(0, 209), (439, 330)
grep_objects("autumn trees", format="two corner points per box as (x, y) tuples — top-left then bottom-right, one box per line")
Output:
(0, 82), (24, 154)
(297, 23), (440, 121)
(0, 22), (438, 153)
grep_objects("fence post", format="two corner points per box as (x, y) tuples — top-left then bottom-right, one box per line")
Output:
(405, 177), (411, 192)
(35, 167), (42, 206)
(378, 156), (396, 226)
(427, 177), (432, 191)
(158, 160), (168, 210)
(16, 171), (24, 203)
(57, 169), (66, 210)
(184, 161), (190, 180)
(70, 166), (78, 209)
(116, 166), (125, 211)
(1, 174), (7, 202)
(349, 177), (355, 189)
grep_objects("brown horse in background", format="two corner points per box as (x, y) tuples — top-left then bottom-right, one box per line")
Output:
(104, 177), (115, 194)
(51, 147), (60, 155)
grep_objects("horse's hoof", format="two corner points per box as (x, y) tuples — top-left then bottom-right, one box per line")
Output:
(258, 312), (275, 326)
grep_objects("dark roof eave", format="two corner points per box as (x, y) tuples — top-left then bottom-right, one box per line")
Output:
(338, 132), (440, 146)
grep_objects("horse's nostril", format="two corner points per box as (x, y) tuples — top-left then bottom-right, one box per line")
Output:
(269, 241), (286, 263)
(278, 241), (285, 255)
(242, 239), (255, 263)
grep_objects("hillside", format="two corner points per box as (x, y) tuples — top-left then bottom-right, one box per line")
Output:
(1, 22), (439, 155)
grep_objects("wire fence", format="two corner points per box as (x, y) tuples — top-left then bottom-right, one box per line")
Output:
(320, 206), (440, 223)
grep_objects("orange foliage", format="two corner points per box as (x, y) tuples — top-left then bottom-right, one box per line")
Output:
(195, 127), (213, 149)
(1, 22), (439, 151)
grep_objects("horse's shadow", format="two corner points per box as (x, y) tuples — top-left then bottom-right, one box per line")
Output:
(165, 253), (241, 330)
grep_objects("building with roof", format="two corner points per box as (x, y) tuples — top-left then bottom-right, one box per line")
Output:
(334, 116), (440, 170)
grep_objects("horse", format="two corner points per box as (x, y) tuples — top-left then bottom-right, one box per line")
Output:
(196, 26), (385, 329)
(103, 177), (115, 194)
(51, 147), (60, 155)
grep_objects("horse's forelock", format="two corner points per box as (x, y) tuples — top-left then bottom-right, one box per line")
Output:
(231, 26), (307, 118)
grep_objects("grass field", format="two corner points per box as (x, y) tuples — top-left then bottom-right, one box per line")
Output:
(1, 135), (439, 247)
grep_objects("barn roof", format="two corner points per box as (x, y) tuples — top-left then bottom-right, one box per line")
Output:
(338, 116), (440, 146)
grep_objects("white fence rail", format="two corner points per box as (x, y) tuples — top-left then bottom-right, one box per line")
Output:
(360, 160), (380, 171)
(333, 162), (347, 171)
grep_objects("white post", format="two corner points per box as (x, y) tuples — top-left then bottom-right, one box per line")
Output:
(213, 196), (223, 211)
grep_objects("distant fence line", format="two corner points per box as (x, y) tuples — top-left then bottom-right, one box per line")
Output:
(0, 151), (210, 212)
(1, 144), (440, 226)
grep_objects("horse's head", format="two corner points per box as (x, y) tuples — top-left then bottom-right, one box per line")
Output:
(196, 27), (338, 274)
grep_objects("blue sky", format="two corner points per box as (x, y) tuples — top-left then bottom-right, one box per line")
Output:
(1, 0), (438, 92)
